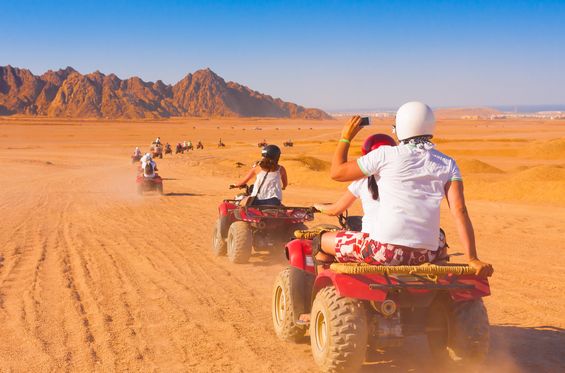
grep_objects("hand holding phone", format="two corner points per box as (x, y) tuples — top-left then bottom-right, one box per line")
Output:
(360, 117), (371, 126)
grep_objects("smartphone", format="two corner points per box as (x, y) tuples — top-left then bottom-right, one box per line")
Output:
(360, 117), (371, 126)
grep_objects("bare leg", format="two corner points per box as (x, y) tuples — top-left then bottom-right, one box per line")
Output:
(314, 231), (339, 265)
(321, 231), (339, 255)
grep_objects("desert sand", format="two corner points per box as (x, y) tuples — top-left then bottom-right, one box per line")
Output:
(0, 116), (564, 372)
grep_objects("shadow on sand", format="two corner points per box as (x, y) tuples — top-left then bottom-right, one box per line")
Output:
(355, 324), (564, 372)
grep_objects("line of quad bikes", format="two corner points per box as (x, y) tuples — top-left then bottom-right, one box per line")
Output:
(132, 142), (491, 372)
(132, 140), (293, 195)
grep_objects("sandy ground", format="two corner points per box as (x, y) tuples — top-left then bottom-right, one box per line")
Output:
(0, 116), (564, 372)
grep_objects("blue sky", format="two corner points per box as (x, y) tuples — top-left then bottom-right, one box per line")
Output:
(1, 0), (564, 110)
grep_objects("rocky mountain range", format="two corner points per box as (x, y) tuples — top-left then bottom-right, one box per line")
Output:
(0, 65), (331, 119)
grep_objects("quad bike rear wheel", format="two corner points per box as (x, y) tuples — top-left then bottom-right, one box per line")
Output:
(211, 218), (227, 256)
(310, 286), (368, 372)
(427, 297), (490, 367)
(227, 221), (253, 263)
(272, 267), (307, 342)
(286, 222), (308, 242)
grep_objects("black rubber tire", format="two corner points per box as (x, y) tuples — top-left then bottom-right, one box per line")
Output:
(227, 221), (253, 263)
(272, 267), (307, 342)
(427, 297), (490, 367)
(211, 218), (227, 256)
(310, 286), (368, 373)
(287, 223), (308, 241)
(312, 224), (341, 231)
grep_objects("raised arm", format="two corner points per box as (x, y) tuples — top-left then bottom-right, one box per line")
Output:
(445, 180), (494, 277)
(330, 116), (366, 182)
(314, 191), (357, 216)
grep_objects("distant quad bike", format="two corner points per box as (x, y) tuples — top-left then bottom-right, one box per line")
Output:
(151, 144), (163, 159)
(164, 144), (172, 155)
(212, 185), (315, 264)
(258, 141), (268, 148)
(283, 140), (293, 147)
(175, 143), (184, 154)
(196, 142), (204, 150)
(272, 214), (491, 372)
(136, 174), (164, 195)
(218, 141), (226, 148)
(131, 154), (142, 164)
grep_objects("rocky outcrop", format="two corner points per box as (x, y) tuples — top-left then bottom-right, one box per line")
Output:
(0, 65), (331, 119)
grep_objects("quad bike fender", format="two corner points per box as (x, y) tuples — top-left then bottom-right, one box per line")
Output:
(312, 271), (491, 304)
(218, 201), (237, 217)
(313, 270), (389, 302)
(285, 239), (315, 274)
(447, 275), (490, 301)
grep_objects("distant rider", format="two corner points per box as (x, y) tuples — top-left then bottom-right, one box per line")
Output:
(231, 145), (288, 206)
(140, 153), (158, 178)
(133, 147), (142, 158)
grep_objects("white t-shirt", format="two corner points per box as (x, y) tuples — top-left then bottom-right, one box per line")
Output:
(357, 143), (462, 251)
(348, 178), (380, 239)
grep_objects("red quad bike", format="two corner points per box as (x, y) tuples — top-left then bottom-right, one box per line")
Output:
(212, 185), (315, 264)
(272, 214), (491, 372)
(136, 174), (164, 195)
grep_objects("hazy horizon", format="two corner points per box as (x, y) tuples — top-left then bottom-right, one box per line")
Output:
(2, 0), (564, 111)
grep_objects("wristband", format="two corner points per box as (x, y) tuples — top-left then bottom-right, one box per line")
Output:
(339, 138), (351, 144)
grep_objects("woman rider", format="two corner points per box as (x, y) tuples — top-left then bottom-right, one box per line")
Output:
(314, 102), (493, 277)
(314, 134), (397, 235)
(231, 145), (288, 206)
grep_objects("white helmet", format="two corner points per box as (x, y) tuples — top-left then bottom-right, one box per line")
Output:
(394, 101), (435, 141)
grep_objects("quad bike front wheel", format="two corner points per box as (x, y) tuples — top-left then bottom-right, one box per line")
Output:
(211, 218), (227, 256)
(227, 221), (253, 263)
(310, 286), (368, 373)
(427, 297), (490, 367)
(272, 267), (307, 342)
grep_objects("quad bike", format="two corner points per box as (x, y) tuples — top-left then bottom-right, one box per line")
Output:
(272, 213), (491, 372)
(196, 142), (204, 150)
(258, 141), (268, 148)
(283, 140), (293, 147)
(151, 144), (163, 159)
(136, 173), (164, 195)
(212, 185), (315, 264)
(164, 144), (172, 154)
(131, 154), (142, 164)
(218, 141), (226, 148)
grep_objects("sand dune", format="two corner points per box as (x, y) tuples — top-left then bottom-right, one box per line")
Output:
(0, 117), (564, 372)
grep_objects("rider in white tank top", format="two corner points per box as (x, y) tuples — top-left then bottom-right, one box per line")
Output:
(252, 168), (283, 201)
(231, 145), (288, 205)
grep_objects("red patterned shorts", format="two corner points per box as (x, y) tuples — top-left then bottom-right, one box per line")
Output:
(334, 231), (438, 265)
